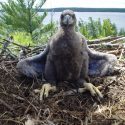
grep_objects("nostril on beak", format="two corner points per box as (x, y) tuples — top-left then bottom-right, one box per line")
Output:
(65, 15), (70, 19)
(63, 15), (71, 25)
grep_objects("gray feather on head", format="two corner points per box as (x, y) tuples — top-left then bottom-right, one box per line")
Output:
(60, 9), (76, 27)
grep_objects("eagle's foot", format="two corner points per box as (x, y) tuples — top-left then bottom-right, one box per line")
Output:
(83, 82), (103, 99)
(40, 83), (57, 101)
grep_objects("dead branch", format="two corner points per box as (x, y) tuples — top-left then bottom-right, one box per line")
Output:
(0, 99), (14, 112)
(11, 94), (25, 101)
(0, 36), (13, 55)
(2, 39), (31, 50)
(88, 43), (123, 49)
(109, 37), (125, 44)
(88, 36), (122, 44)
(118, 49), (124, 60)
(107, 49), (122, 55)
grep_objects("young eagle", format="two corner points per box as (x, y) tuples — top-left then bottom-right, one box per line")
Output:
(17, 10), (117, 100)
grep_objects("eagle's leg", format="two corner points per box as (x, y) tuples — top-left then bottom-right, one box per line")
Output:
(77, 53), (103, 99)
(76, 79), (103, 98)
(40, 59), (57, 101)
(40, 83), (57, 101)
(83, 82), (103, 98)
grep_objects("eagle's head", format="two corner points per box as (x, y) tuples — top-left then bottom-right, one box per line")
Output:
(60, 9), (76, 28)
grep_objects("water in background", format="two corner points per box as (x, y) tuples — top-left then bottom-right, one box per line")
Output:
(41, 12), (125, 30)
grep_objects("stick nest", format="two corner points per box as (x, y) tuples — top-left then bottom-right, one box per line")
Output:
(0, 37), (125, 125)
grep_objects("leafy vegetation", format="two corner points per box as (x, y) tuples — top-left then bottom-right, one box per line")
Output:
(0, 0), (57, 43)
(32, 22), (57, 44)
(78, 17), (125, 39)
(11, 31), (34, 46)
(119, 28), (125, 36)
(0, 0), (46, 35)
(0, 0), (125, 47)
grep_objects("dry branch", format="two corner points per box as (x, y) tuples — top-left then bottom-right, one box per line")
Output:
(0, 99), (14, 112)
(118, 49), (124, 60)
(88, 43), (123, 49)
(109, 37), (125, 44)
(88, 36), (122, 44)
(107, 49), (122, 55)
(2, 39), (31, 50)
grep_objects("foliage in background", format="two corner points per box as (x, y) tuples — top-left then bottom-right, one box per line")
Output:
(0, 0), (58, 45)
(0, 0), (46, 35)
(0, 0), (125, 55)
(0, 0), (125, 42)
(11, 31), (34, 46)
(32, 21), (57, 44)
(119, 28), (125, 36)
(102, 19), (114, 36)
(78, 17), (125, 39)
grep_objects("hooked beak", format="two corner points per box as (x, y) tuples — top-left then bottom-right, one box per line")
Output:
(62, 15), (73, 25)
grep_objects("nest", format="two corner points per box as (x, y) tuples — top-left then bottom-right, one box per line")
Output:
(0, 59), (125, 125)
(0, 36), (125, 125)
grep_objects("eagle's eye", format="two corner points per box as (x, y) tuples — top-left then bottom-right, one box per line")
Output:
(72, 14), (75, 18)
(61, 14), (64, 19)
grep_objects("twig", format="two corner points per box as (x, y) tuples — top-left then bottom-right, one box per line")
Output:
(3, 39), (31, 50)
(0, 118), (24, 125)
(109, 37), (125, 44)
(11, 94), (25, 101)
(0, 99), (14, 111)
(107, 49), (121, 55)
(88, 43), (123, 49)
(118, 49), (124, 60)
(88, 36), (122, 44)
(0, 36), (13, 54)
(25, 99), (38, 114)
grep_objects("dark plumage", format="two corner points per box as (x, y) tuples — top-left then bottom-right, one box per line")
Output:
(17, 10), (117, 100)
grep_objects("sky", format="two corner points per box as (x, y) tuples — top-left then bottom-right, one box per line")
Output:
(42, 0), (125, 8)
(0, 0), (125, 8)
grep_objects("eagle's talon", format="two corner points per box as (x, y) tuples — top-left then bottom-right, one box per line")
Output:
(40, 83), (57, 101)
(83, 83), (103, 99)
(93, 85), (103, 99)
